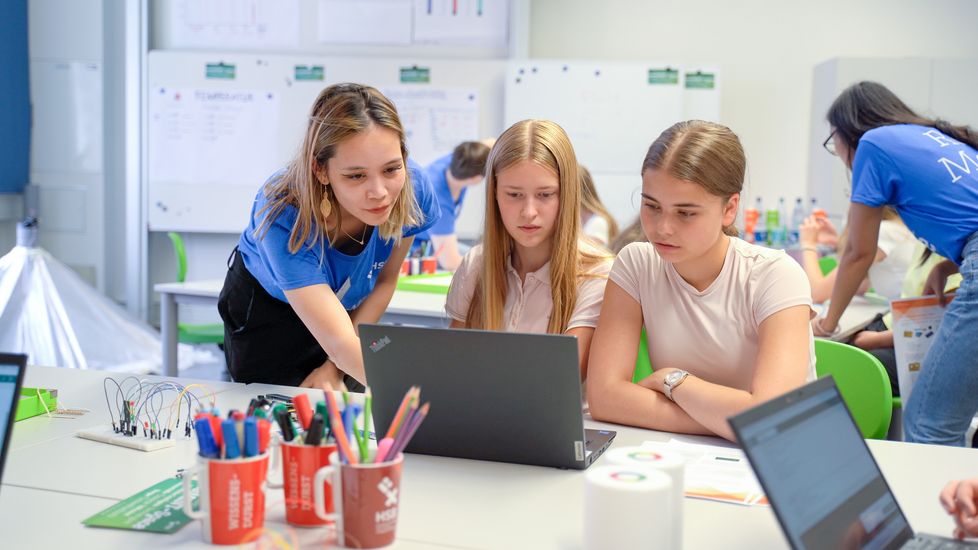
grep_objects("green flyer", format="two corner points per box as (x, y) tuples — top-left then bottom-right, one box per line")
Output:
(83, 478), (197, 534)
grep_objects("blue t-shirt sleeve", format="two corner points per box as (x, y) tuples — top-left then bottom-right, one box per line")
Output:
(257, 207), (333, 291)
(403, 159), (440, 238)
(851, 141), (899, 208)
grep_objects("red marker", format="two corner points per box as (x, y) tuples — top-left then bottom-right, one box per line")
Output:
(292, 393), (313, 431)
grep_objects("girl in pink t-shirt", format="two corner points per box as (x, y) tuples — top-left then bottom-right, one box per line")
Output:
(446, 119), (612, 381)
(588, 121), (815, 441)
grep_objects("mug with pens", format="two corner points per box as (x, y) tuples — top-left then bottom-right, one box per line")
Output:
(314, 385), (429, 549)
(401, 241), (439, 275)
(182, 406), (274, 545)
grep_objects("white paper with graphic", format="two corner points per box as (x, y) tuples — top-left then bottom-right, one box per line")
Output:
(891, 295), (952, 401)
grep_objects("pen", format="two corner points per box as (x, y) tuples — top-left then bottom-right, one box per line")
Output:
(243, 417), (259, 458)
(305, 413), (324, 446)
(193, 418), (220, 458)
(222, 419), (241, 459)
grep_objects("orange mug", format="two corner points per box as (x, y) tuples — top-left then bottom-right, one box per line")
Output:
(182, 453), (270, 545)
(421, 257), (437, 274)
(314, 451), (404, 548)
(268, 440), (338, 526)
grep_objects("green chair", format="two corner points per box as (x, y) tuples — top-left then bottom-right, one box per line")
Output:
(632, 328), (652, 383)
(818, 255), (838, 276)
(167, 232), (225, 346)
(814, 339), (892, 439)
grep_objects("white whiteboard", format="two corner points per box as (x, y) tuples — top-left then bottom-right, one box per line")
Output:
(505, 61), (720, 174)
(147, 50), (506, 233)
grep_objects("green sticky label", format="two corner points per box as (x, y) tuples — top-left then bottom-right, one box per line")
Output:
(400, 66), (431, 83)
(295, 65), (324, 81)
(205, 63), (235, 80)
(648, 68), (679, 85)
(83, 478), (197, 534)
(685, 72), (715, 89)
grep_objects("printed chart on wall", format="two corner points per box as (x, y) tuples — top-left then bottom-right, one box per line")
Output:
(412, 0), (509, 47)
(167, 0), (301, 49)
(148, 86), (281, 230)
(891, 295), (953, 400)
(382, 87), (479, 165)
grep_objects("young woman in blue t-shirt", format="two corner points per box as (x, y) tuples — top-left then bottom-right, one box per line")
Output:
(218, 83), (437, 390)
(812, 81), (978, 446)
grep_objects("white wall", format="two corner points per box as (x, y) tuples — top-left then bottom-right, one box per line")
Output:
(528, 0), (978, 211)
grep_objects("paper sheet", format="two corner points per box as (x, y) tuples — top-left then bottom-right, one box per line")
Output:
(412, 0), (509, 47)
(318, 0), (413, 45)
(149, 87), (281, 187)
(381, 87), (479, 166)
(642, 438), (768, 506)
(891, 295), (953, 400)
(169, 0), (300, 49)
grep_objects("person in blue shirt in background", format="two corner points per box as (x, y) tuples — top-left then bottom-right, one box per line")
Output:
(218, 83), (438, 391)
(811, 81), (978, 446)
(413, 140), (492, 270)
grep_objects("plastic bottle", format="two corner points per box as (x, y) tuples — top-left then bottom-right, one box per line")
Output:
(752, 197), (766, 245)
(810, 197), (827, 220)
(766, 206), (781, 247)
(777, 197), (789, 247)
(743, 200), (759, 244)
(789, 197), (805, 245)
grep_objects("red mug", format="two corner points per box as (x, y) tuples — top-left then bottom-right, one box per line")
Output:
(421, 257), (437, 274)
(314, 451), (404, 548)
(268, 439), (338, 526)
(182, 453), (270, 545)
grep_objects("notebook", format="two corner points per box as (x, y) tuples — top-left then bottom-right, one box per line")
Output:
(360, 324), (615, 469)
(0, 353), (28, 490)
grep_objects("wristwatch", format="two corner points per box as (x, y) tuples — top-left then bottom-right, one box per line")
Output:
(664, 370), (690, 401)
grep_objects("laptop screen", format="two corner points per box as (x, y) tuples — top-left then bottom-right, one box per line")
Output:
(731, 378), (913, 550)
(0, 356), (27, 485)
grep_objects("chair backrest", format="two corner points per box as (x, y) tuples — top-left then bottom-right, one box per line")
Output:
(814, 339), (893, 439)
(818, 255), (838, 276)
(632, 328), (652, 383)
(166, 232), (188, 283)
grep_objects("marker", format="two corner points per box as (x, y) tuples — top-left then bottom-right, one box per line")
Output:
(274, 407), (295, 442)
(293, 393), (313, 430)
(243, 417), (259, 457)
(305, 413), (324, 446)
(193, 418), (220, 458)
(315, 401), (331, 441)
(375, 437), (394, 464)
(221, 419), (241, 459)
(257, 418), (272, 454)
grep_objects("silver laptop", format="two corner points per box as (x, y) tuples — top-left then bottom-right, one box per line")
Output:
(0, 353), (28, 491)
(729, 377), (978, 549)
(360, 324), (615, 470)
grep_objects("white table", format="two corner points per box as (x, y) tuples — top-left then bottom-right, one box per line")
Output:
(3, 366), (974, 549)
(154, 279), (449, 377)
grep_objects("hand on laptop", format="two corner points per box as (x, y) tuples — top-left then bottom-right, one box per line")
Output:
(940, 478), (978, 540)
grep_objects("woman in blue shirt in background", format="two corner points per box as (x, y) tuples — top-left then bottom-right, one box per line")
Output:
(812, 81), (978, 446)
(218, 83), (437, 390)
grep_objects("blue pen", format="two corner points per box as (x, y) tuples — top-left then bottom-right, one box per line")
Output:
(343, 406), (356, 446)
(193, 418), (220, 458)
(243, 417), (259, 458)
(221, 419), (241, 459)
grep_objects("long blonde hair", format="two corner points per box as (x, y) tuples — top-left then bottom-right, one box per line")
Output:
(579, 166), (620, 243)
(257, 83), (420, 254)
(466, 120), (611, 333)
(642, 120), (745, 237)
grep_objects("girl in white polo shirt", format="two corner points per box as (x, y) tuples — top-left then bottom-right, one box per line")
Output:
(587, 120), (815, 441)
(446, 119), (612, 381)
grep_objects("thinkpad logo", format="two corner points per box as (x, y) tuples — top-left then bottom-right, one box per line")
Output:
(369, 335), (391, 353)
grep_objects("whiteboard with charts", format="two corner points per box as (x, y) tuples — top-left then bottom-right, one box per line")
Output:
(147, 51), (506, 233)
(505, 62), (721, 175)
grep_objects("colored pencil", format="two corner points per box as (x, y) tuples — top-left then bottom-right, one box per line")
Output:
(388, 402), (430, 459)
(384, 386), (418, 440)
(388, 400), (419, 458)
(323, 384), (358, 464)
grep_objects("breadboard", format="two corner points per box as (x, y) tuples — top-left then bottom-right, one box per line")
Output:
(76, 425), (177, 452)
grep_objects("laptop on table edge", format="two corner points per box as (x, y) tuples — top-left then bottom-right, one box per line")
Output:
(360, 324), (615, 470)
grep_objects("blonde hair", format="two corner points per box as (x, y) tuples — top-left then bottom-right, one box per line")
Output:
(466, 120), (611, 333)
(257, 83), (421, 254)
(579, 166), (620, 244)
(642, 120), (745, 237)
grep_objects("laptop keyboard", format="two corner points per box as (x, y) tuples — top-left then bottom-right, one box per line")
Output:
(903, 535), (978, 549)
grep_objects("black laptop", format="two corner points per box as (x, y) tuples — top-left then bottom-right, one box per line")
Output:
(360, 324), (615, 469)
(729, 377), (978, 549)
(0, 353), (28, 491)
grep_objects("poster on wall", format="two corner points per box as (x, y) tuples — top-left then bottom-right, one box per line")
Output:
(169, 0), (301, 49)
(382, 87), (479, 165)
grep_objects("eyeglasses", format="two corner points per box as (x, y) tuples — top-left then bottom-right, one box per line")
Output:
(823, 131), (837, 156)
